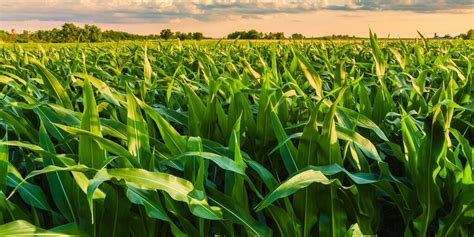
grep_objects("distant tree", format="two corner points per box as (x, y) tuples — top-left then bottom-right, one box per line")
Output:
(321, 34), (352, 40)
(84, 24), (102, 42)
(263, 32), (285, 40)
(174, 32), (191, 40)
(160, 29), (173, 40)
(227, 30), (264, 39)
(50, 28), (62, 43)
(467, 29), (474, 39)
(24, 30), (31, 42)
(192, 32), (204, 40)
(0, 30), (10, 42)
(31, 30), (43, 42)
(16, 30), (30, 43)
(272, 32), (285, 39)
(458, 33), (467, 39)
(291, 33), (304, 39)
(10, 29), (18, 42)
(227, 31), (243, 39)
(245, 29), (261, 39)
(0, 24), (203, 43)
(61, 23), (81, 42)
(175, 32), (183, 40)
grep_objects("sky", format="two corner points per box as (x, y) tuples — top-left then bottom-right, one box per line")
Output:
(0, 0), (473, 38)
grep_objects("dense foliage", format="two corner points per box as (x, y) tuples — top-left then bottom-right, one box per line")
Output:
(227, 30), (285, 40)
(0, 23), (207, 43)
(0, 34), (473, 236)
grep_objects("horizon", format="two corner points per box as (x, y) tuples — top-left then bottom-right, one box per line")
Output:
(1, 1), (473, 38)
(0, 21), (472, 39)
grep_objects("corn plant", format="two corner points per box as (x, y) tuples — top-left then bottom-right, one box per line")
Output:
(0, 35), (473, 236)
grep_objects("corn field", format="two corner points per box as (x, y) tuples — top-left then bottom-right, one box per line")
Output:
(0, 34), (473, 236)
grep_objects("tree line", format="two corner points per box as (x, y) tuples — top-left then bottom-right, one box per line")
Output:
(226, 29), (474, 40)
(227, 30), (285, 39)
(0, 23), (206, 43)
(158, 29), (204, 41)
(225, 30), (315, 40)
(1, 23), (473, 43)
(435, 29), (474, 40)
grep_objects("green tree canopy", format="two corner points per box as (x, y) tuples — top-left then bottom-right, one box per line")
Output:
(192, 32), (204, 40)
(467, 29), (474, 39)
(160, 29), (174, 40)
(227, 30), (285, 40)
(0, 24), (207, 43)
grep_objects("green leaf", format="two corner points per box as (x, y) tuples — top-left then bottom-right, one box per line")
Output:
(400, 109), (422, 176)
(88, 168), (223, 221)
(271, 109), (298, 174)
(207, 187), (271, 237)
(30, 58), (73, 110)
(294, 105), (321, 236)
(319, 88), (346, 165)
(337, 107), (388, 142)
(136, 98), (187, 156)
(143, 45), (152, 87)
(319, 88), (347, 237)
(165, 152), (245, 175)
(127, 89), (151, 169)
(256, 164), (381, 211)
(0, 110), (37, 143)
(336, 126), (382, 162)
(369, 30), (386, 80)
(73, 73), (123, 106)
(256, 169), (336, 211)
(0, 134), (7, 194)
(126, 187), (187, 237)
(7, 167), (54, 212)
(413, 115), (446, 236)
(0, 220), (76, 236)
(182, 81), (206, 137)
(438, 184), (474, 237)
(40, 121), (77, 223)
(55, 124), (139, 168)
(98, 186), (132, 237)
(79, 76), (106, 169)
(293, 49), (323, 98)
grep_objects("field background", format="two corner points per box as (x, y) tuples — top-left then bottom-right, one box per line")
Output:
(0, 36), (473, 236)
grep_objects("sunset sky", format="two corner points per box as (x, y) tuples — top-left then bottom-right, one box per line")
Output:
(1, 0), (473, 38)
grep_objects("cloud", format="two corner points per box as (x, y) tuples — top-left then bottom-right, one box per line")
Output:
(0, 0), (472, 24)
(341, 0), (474, 12)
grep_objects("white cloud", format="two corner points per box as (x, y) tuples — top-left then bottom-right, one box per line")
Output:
(0, 0), (472, 23)
(350, 0), (473, 12)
